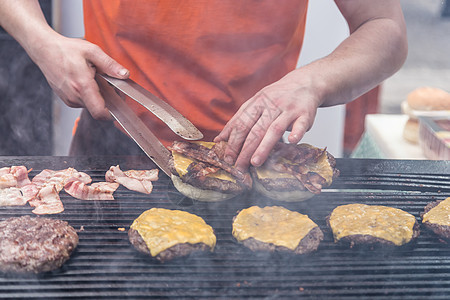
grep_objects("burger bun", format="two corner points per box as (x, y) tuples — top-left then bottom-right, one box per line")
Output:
(402, 117), (420, 144)
(171, 174), (239, 202)
(252, 177), (314, 202)
(406, 87), (450, 112)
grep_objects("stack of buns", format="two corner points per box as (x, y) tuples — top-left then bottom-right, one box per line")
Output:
(402, 87), (450, 144)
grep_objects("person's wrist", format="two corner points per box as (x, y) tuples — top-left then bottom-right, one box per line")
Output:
(289, 68), (325, 108)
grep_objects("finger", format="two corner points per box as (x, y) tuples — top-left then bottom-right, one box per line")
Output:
(80, 79), (111, 120)
(237, 112), (290, 170)
(214, 101), (252, 143)
(85, 45), (129, 79)
(234, 106), (285, 170)
(287, 110), (316, 144)
(222, 103), (264, 164)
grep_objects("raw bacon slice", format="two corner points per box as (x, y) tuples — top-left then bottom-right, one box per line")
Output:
(32, 168), (92, 192)
(10, 166), (32, 187)
(27, 168), (92, 214)
(0, 166), (32, 189)
(124, 169), (159, 181)
(0, 173), (16, 189)
(0, 166), (33, 206)
(31, 185), (64, 215)
(0, 187), (27, 206)
(105, 165), (158, 194)
(64, 181), (119, 200)
(27, 168), (92, 199)
(0, 167), (10, 176)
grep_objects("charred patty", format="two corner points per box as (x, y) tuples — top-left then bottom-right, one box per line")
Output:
(251, 143), (339, 202)
(327, 203), (420, 248)
(421, 197), (450, 240)
(168, 140), (251, 202)
(232, 206), (323, 255)
(128, 208), (216, 262)
(0, 215), (79, 274)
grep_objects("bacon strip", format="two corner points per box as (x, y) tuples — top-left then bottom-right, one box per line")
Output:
(64, 181), (119, 200)
(0, 166), (33, 206)
(10, 166), (32, 187)
(0, 187), (27, 206)
(0, 166), (32, 189)
(26, 168), (93, 214)
(169, 141), (252, 188)
(31, 185), (64, 215)
(0, 173), (16, 189)
(264, 142), (331, 194)
(105, 165), (158, 194)
(124, 169), (159, 181)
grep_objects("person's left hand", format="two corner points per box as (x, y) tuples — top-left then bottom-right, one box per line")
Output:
(214, 69), (322, 172)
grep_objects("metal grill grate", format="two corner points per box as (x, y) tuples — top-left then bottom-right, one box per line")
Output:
(0, 157), (449, 299)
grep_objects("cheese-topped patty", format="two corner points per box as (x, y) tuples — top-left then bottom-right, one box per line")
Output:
(421, 197), (450, 240)
(129, 208), (216, 257)
(251, 143), (339, 202)
(232, 206), (323, 254)
(328, 204), (417, 246)
(168, 141), (249, 201)
(422, 197), (450, 225)
(172, 150), (235, 182)
(254, 144), (334, 185)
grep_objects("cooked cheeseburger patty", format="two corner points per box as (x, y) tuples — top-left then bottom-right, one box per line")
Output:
(251, 143), (339, 202)
(327, 203), (420, 248)
(232, 206), (323, 255)
(421, 197), (450, 240)
(0, 215), (79, 274)
(168, 141), (251, 201)
(128, 208), (216, 262)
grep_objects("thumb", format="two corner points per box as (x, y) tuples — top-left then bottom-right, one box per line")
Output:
(86, 45), (129, 79)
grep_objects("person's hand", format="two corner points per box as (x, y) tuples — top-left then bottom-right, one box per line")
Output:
(214, 70), (322, 172)
(31, 34), (129, 120)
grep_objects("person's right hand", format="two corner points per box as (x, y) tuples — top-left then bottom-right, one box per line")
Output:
(31, 34), (129, 120)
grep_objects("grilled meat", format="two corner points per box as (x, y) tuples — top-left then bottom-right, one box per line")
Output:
(0, 215), (78, 274)
(169, 140), (252, 189)
(327, 204), (420, 248)
(128, 208), (216, 262)
(232, 206), (323, 255)
(169, 141), (251, 201)
(128, 228), (211, 263)
(421, 197), (450, 240)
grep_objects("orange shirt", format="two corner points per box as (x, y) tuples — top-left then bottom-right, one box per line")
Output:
(83, 0), (308, 146)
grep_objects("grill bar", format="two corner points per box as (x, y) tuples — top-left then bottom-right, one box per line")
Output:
(0, 157), (449, 298)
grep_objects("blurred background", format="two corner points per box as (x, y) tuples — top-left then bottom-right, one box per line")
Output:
(0, 0), (448, 158)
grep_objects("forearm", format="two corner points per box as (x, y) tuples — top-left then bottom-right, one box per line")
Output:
(303, 18), (407, 107)
(0, 0), (59, 61)
(295, 0), (407, 108)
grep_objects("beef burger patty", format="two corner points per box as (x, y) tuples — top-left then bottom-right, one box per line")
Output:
(327, 203), (420, 248)
(168, 141), (251, 202)
(232, 206), (323, 255)
(251, 143), (340, 202)
(128, 208), (216, 262)
(421, 197), (450, 240)
(0, 215), (79, 274)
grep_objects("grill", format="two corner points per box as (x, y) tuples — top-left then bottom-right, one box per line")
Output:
(0, 156), (449, 299)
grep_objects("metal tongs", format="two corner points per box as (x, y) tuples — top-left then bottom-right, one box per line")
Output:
(95, 74), (203, 176)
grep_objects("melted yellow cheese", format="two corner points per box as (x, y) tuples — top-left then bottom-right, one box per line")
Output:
(232, 206), (318, 250)
(329, 204), (416, 246)
(130, 208), (216, 256)
(422, 197), (450, 225)
(255, 144), (334, 185)
(254, 166), (295, 179)
(172, 141), (235, 182)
